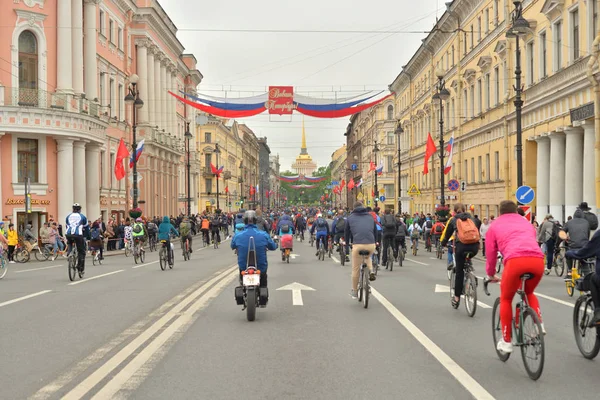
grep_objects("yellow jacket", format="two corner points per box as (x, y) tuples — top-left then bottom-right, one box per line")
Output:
(7, 230), (19, 246)
(440, 216), (455, 243)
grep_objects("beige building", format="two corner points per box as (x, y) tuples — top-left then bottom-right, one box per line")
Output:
(195, 117), (259, 213)
(389, 0), (600, 222)
(330, 144), (347, 208)
(292, 119), (317, 176)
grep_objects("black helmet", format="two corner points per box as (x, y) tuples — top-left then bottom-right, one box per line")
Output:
(72, 203), (82, 212)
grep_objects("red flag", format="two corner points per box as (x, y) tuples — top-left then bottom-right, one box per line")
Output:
(225, 186), (229, 193)
(250, 186), (256, 195)
(423, 132), (437, 175)
(347, 178), (355, 190)
(368, 161), (376, 173)
(115, 138), (129, 181)
(371, 189), (375, 198)
(340, 179), (346, 188)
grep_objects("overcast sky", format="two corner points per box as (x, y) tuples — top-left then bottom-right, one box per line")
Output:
(160, 0), (442, 171)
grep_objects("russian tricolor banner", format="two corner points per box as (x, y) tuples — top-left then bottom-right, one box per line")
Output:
(129, 139), (144, 168)
(444, 136), (454, 175)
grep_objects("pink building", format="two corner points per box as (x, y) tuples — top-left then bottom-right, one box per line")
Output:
(0, 0), (202, 233)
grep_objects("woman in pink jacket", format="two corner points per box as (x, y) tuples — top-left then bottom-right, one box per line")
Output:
(485, 200), (545, 354)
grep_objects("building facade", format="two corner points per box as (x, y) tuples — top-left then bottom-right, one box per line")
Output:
(0, 0), (202, 234)
(269, 154), (281, 209)
(330, 144), (347, 208)
(291, 119), (317, 176)
(257, 137), (271, 210)
(389, 0), (600, 222)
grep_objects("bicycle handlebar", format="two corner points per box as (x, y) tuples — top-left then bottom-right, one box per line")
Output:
(483, 277), (500, 296)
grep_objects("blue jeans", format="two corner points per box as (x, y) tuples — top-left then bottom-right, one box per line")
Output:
(447, 242), (454, 265)
(316, 232), (328, 251)
(545, 238), (555, 270)
(53, 240), (65, 253)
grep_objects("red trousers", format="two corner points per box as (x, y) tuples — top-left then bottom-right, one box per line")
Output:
(500, 257), (544, 342)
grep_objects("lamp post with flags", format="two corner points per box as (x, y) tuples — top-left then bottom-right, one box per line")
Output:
(214, 143), (221, 210)
(124, 74), (144, 208)
(373, 140), (380, 207)
(432, 69), (450, 206)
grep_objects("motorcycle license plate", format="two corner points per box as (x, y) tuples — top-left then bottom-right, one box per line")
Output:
(243, 274), (260, 286)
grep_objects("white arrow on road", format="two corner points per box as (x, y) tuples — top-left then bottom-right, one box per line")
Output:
(434, 284), (492, 308)
(276, 282), (315, 306)
(519, 187), (534, 201)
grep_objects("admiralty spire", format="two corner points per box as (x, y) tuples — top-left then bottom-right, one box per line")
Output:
(291, 118), (317, 176)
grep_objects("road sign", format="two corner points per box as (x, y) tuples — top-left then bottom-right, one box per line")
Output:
(407, 184), (421, 196)
(519, 205), (532, 222)
(448, 179), (459, 192)
(379, 195), (386, 202)
(357, 192), (364, 200)
(351, 164), (358, 171)
(366, 199), (372, 206)
(276, 282), (315, 306)
(331, 181), (339, 186)
(379, 188), (385, 193)
(460, 181), (467, 192)
(516, 185), (535, 204)
(235, 201), (240, 206)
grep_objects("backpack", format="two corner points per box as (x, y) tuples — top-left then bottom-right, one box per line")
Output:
(335, 217), (346, 232)
(91, 228), (101, 241)
(201, 219), (210, 230)
(212, 217), (220, 227)
(132, 223), (143, 234)
(382, 215), (396, 230)
(550, 221), (560, 241)
(180, 222), (190, 236)
(435, 224), (444, 234)
(456, 218), (480, 244)
(147, 222), (156, 231)
(280, 224), (290, 233)
(317, 218), (327, 228)
(425, 220), (433, 229)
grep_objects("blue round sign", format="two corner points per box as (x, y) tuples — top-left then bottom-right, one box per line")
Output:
(351, 164), (358, 171)
(448, 179), (459, 192)
(516, 185), (535, 204)
(379, 195), (386, 202)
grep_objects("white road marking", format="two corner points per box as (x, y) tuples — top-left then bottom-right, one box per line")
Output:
(67, 270), (124, 286)
(430, 257), (439, 260)
(62, 266), (237, 400)
(535, 292), (574, 308)
(405, 258), (429, 266)
(433, 284), (492, 308)
(87, 268), (238, 400)
(331, 256), (340, 264)
(132, 260), (159, 269)
(0, 290), (52, 308)
(276, 282), (316, 306)
(14, 264), (64, 273)
(371, 288), (496, 400)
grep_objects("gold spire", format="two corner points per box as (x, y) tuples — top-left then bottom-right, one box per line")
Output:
(300, 117), (308, 155)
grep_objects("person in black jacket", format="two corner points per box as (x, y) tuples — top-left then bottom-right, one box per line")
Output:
(381, 209), (397, 266)
(345, 202), (377, 299)
(578, 202), (598, 231)
(394, 215), (409, 260)
(566, 229), (600, 325)
(562, 209), (590, 281)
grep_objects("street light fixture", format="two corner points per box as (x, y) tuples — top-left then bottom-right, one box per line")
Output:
(184, 122), (193, 216)
(506, 0), (530, 191)
(394, 122), (404, 214)
(373, 140), (380, 207)
(433, 68), (450, 206)
(124, 74), (144, 208)
(214, 143), (221, 211)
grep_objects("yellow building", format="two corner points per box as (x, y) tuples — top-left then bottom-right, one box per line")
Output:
(330, 144), (347, 207)
(291, 119), (317, 176)
(389, 0), (600, 222)
(195, 116), (259, 213)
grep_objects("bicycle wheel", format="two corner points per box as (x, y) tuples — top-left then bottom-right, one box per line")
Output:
(449, 268), (456, 304)
(134, 250), (139, 264)
(388, 247), (394, 271)
(125, 245), (130, 257)
(399, 249), (403, 267)
(566, 281), (575, 297)
(159, 248), (166, 271)
(554, 254), (565, 277)
(362, 266), (369, 309)
(169, 250), (174, 269)
(0, 256), (7, 279)
(98, 254), (103, 265)
(68, 255), (77, 281)
(140, 248), (145, 263)
(340, 249), (345, 266)
(464, 274), (478, 317)
(15, 249), (30, 263)
(520, 308), (545, 380)
(573, 296), (600, 359)
(491, 297), (511, 362)
(92, 253), (97, 266)
(357, 268), (364, 302)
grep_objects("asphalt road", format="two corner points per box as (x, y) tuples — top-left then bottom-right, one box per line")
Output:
(1, 234), (599, 399)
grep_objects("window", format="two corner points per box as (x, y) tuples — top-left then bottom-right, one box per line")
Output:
(494, 66), (500, 105)
(386, 155), (393, 172)
(463, 89), (468, 121)
(470, 25), (474, 49)
(100, 151), (105, 188)
(387, 104), (394, 120)
(470, 85), (475, 118)
(109, 19), (114, 43)
(478, 156), (482, 182)
(99, 72), (105, 105)
(118, 27), (123, 50)
(17, 138), (38, 183)
(554, 21), (562, 71)
(470, 158), (475, 183)
(477, 17), (482, 42)
(118, 84), (123, 119)
(386, 131), (395, 145)
(205, 179), (213, 194)
(485, 74), (491, 109)
(451, 45), (455, 65)
(204, 132), (211, 143)
(446, 101), (450, 129)
(477, 79), (482, 115)
(463, 31), (468, 54)
(494, 151), (500, 180)
(484, 8), (489, 33)
(494, 0), (499, 26)
(540, 32), (547, 78)
(464, 160), (468, 182)
(204, 153), (212, 172)
(110, 153), (115, 188)
(99, 10), (105, 36)
(384, 184), (394, 199)
(571, 9), (579, 61)
(18, 31), (38, 104)
(485, 153), (490, 182)
(109, 78), (114, 117)
(526, 41), (534, 85)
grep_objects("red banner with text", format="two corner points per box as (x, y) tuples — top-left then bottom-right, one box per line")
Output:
(267, 86), (294, 115)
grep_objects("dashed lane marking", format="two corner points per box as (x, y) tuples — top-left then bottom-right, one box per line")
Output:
(0, 290), (52, 308)
(132, 261), (159, 269)
(405, 258), (429, 266)
(67, 270), (124, 286)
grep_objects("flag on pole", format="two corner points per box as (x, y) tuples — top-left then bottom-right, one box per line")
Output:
(444, 135), (455, 175)
(368, 161), (376, 173)
(375, 162), (384, 176)
(129, 139), (145, 168)
(356, 178), (363, 187)
(347, 178), (355, 190)
(210, 163), (224, 178)
(115, 138), (129, 180)
(225, 186), (229, 193)
(423, 133), (437, 174)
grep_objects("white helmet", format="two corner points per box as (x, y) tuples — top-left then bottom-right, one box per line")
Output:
(317, 213), (322, 218)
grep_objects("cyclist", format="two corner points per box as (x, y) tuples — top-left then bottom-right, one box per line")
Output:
(234, 212), (245, 234)
(131, 217), (147, 254)
(88, 221), (104, 260)
(276, 217), (294, 261)
(562, 210), (590, 281)
(332, 210), (348, 260)
(566, 227), (600, 325)
(220, 213), (229, 238)
(369, 207), (383, 264)
(200, 216), (211, 243)
(123, 220), (133, 251)
(380, 209), (397, 266)
(310, 213), (330, 256)
(210, 212), (222, 244)
(147, 219), (158, 247)
(179, 216), (193, 254)
(408, 220), (422, 250)
(65, 203), (88, 274)
(344, 202), (377, 299)
(295, 213), (307, 239)
(485, 200), (545, 353)
(441, 203), (480, 309)
(394, 215), (408, 260)
(423, 216), (434, 249)
(158, 216), (179, 265)
(431, 218), (445, 249)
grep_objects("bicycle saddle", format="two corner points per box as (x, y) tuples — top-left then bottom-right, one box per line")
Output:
(520, 273), (534, 280)
(465, 252), (474, 259)
(358, 250), (370, 256)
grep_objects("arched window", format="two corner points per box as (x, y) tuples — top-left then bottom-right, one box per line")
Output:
(387, 104), (394, 120)
(18, 30), (38, 105)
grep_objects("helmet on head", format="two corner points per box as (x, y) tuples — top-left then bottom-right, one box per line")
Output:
(72, 203), (81, 211)
(317, 213), (322, 218)
(136, 218), (142, 222)
(243, 210), (257, 225)
(327, 211), (333, 216)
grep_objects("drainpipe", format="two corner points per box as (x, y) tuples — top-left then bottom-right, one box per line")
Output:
(586, 2), (600, 211)
(503, 25), (514, 201)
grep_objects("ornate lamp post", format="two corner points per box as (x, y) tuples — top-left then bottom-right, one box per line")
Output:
(124, 74), (144, 208)
(373, 140), (380, 207)
(214, 143), (221, 210)
(432, 69), (451, 206)
(394, 122), (404, 214)
(184, 122), (193, 216)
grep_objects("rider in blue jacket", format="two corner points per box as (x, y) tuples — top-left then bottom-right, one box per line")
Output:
(231, 210), (277, 287)
(310, 213), (330, 255)
(158, 216), (179, 265)
(276, 211), (294, 234)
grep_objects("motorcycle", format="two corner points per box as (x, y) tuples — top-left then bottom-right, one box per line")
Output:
(234, 237), (268, 321)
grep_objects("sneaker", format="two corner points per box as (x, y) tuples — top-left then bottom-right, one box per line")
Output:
(496, 339), (513, 354)
(564, 273), (572, 282)
(9, 261), (15, 264)
(349, 290), (358, 299)
(369, 272), (376, 281)
(447, 263), (454, 271)
(315, 252), (319, 257)
(540, 323), (547, 335)
(544, 269), (550, 276)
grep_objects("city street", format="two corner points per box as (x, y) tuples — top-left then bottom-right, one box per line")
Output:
(1, 235), (598, 400)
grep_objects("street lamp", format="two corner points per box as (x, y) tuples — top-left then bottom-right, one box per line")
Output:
(432, 68), (451, 206)
(214, 143), (221, 211)
(184, 122), (193, 216)
(124, 74), (144, 208)
(373, 140), (380, 207)
(394, 122), (404, 214)
(506, 0), (531, 190)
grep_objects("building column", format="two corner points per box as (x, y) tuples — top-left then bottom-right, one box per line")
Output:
(136, 43), (149, 124)
(549, 131), (566, 223)
(57, 139), (75, 223)
(154, 55), (162, 130)
(86, 144), (101, 220)
(564, 126), (584, 219)
(582, 121), (597, 215)
(170, 70), (177, 138)
(167, 68), (174, 135)
(83, 0), (98, 100)
(535, 135), (550, 219)
(147, 48), (155, 126)
(160, 61), (168, 133)
(71, 0), (84, 95)
(73, 141), (87, 211)
(57, 0), (73, 93)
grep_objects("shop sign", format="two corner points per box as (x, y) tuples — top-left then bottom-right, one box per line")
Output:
(570, 102), (594, 123)
(5, 198), (50, 205)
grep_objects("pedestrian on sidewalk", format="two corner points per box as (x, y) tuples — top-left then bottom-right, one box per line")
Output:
(480, 218), (490, 257)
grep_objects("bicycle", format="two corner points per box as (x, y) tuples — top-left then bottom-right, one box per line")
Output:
(90, 248), (102, 266)
(436, 239), (444, 260)
(309, 233), (315, 247)
(372, 245), (380, 276)
(356, 250), (371, 309)
(553, 241), (566, 276)
(411, 236), (418, 256)
(124, 239), (131, 257)
(149, 235), (157, 252)
(449, 252), (478, 317)
(327, 236), (333, 258)
(573, 276), (600, 359)
(159, 240), (174, 270)
(338, 238), (346, 266)
(67, 243), (83, 281)
(566, 258), (595, 297)
(213, 232), (220, 249)
(385, 241), (394, 271)
(495, 253), (503, 273)
(317, 237), (325, 261)
(181, 236), (191, 261)
(0, 247), (8, 279)
(425, 234), (432, 252)
(14, 243), (29, 263)
(484, 274), (545, 381)
(132, 238), (145, 264)
(202, 231), (209, 247)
